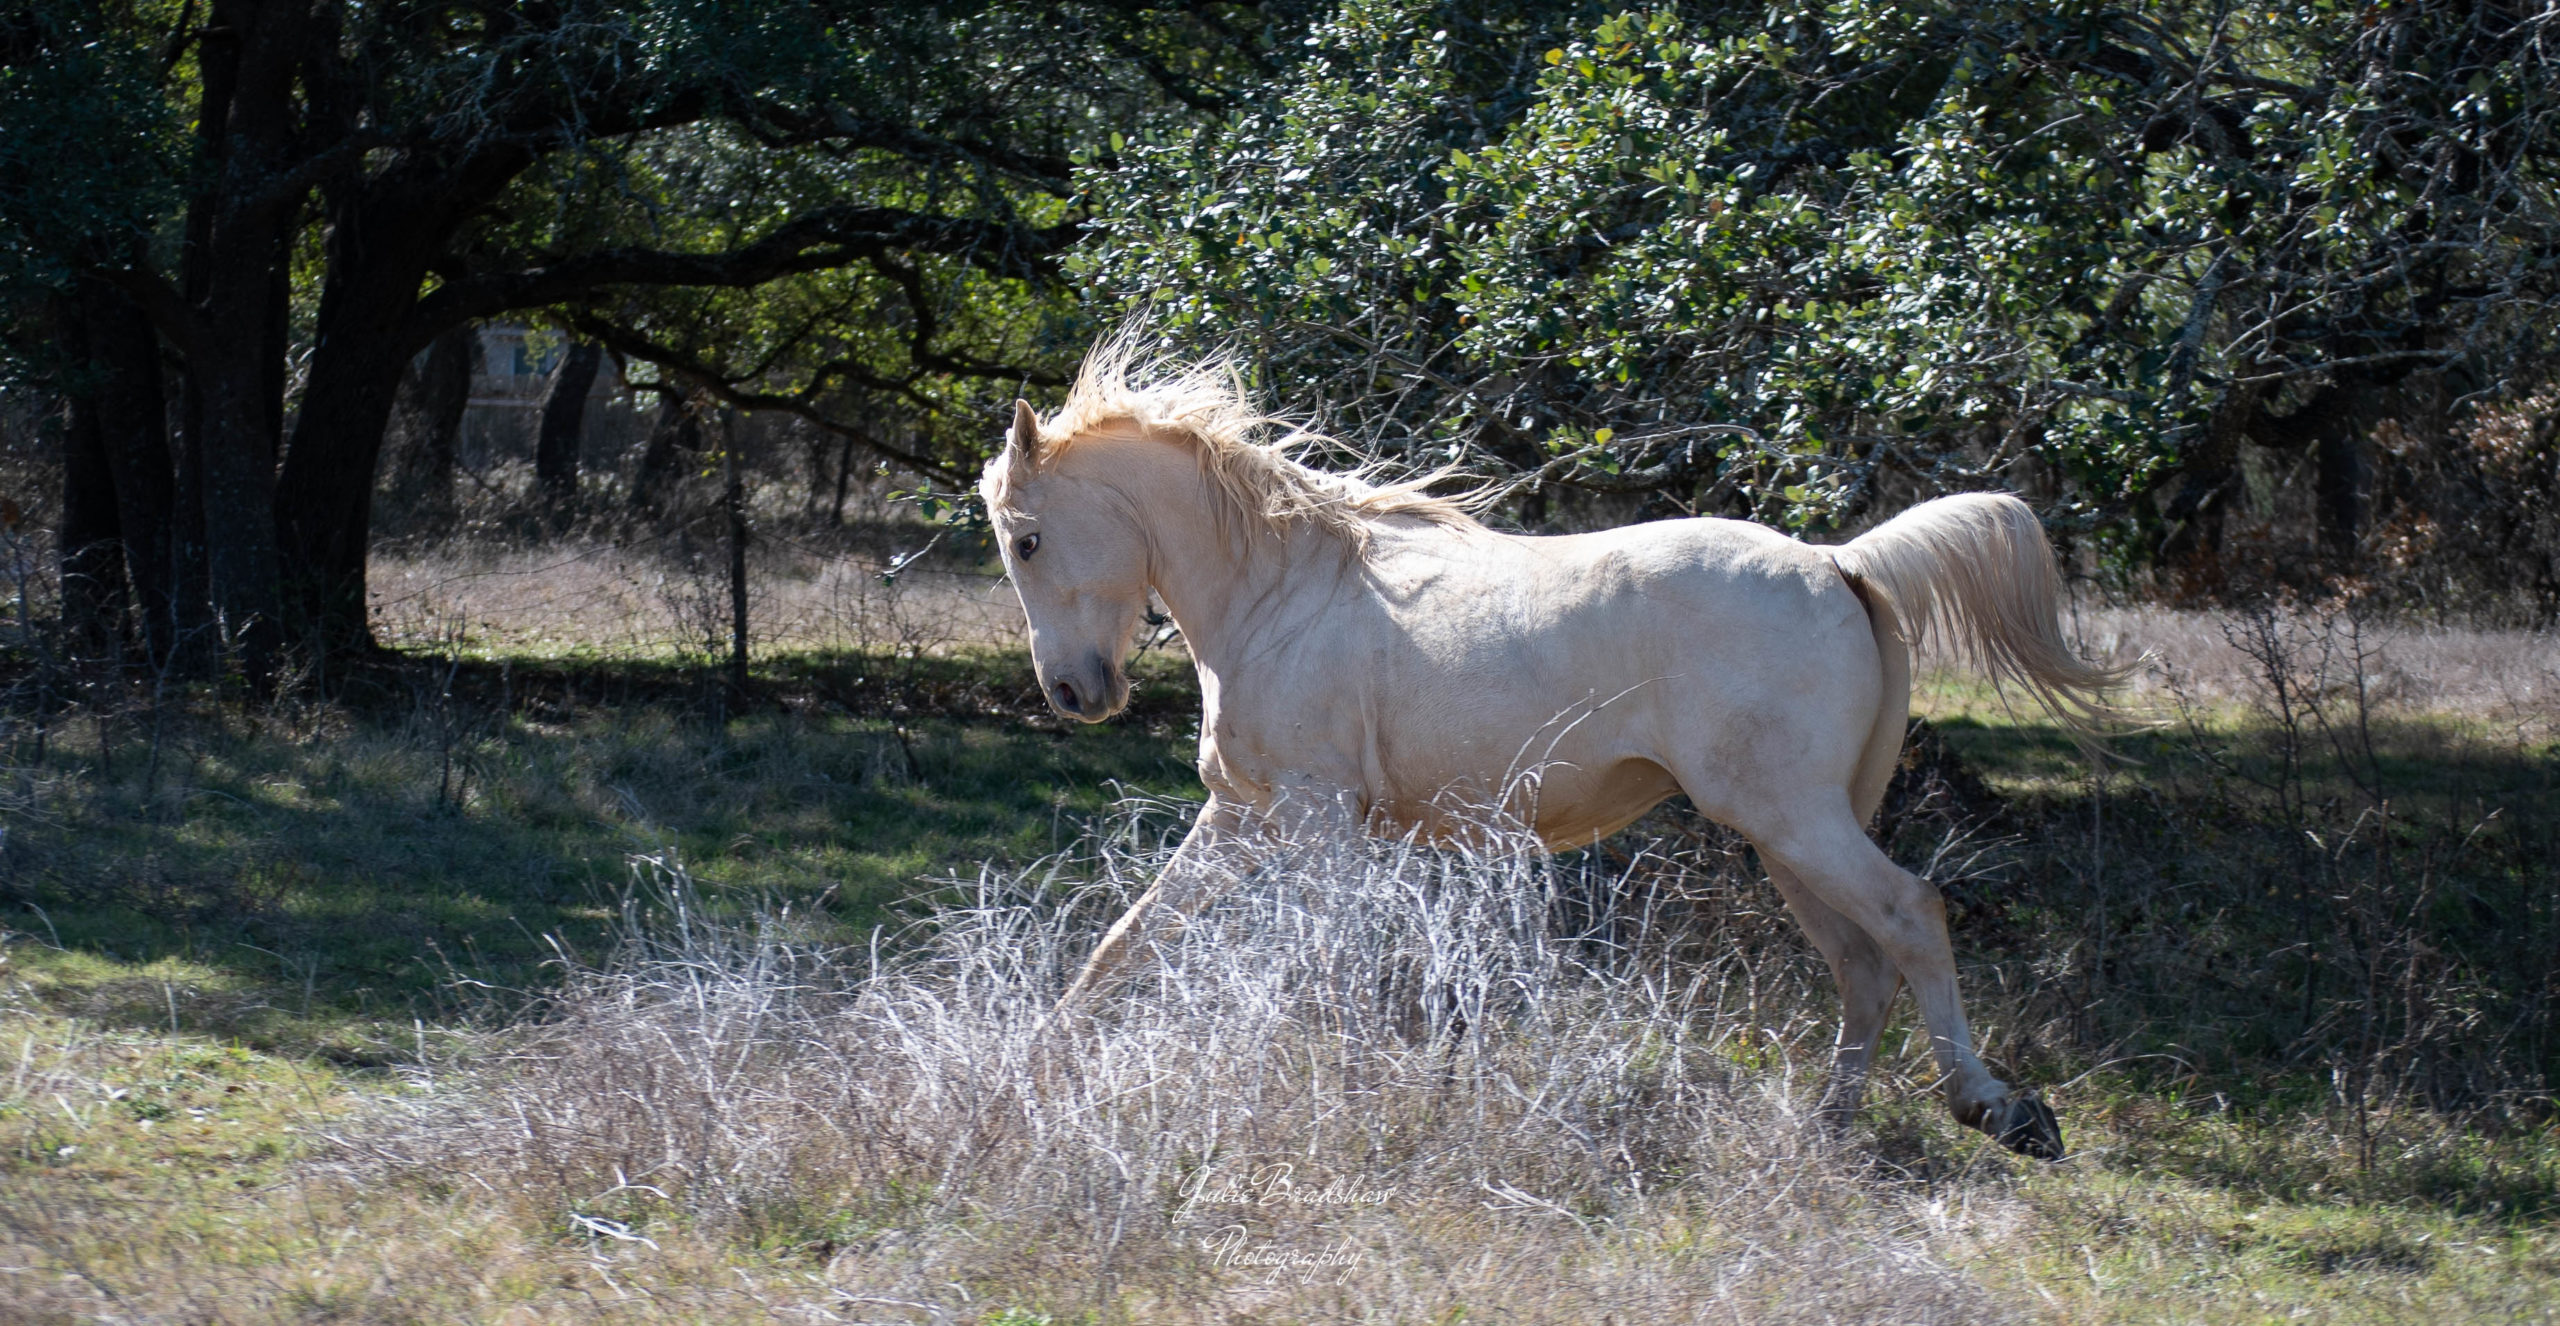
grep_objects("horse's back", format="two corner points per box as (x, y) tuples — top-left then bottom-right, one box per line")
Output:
(1330, 516), (1889, 833)
(1423, 516), (1876, 675)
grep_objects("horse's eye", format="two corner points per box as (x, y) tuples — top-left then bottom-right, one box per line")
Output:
(1015, 532), (1041, 560)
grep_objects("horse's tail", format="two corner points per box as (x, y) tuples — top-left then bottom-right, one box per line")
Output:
(1829, 493), (2141, 755)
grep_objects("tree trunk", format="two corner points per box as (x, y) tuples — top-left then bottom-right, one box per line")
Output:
(172, 368), (213, 671)
(70, 279), (178, 664)
(2248, 381), (2369, 571)
(392, 323), (474, 520)
(630, 391), (701, 515)
(270, 140), (535, 660)
(277, 325), (414, 653)
(2314, 426), (2366, 567)
(2155, 375), (2271, 592)
(60, 361), (128, 662)
(195, 335), (288, 682)
(536, 341), (603, 529)
(724, 411), (750, 697)
(163, 0), (310, 688)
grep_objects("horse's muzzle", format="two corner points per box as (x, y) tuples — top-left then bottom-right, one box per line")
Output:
(1044, 654), (1125, 722)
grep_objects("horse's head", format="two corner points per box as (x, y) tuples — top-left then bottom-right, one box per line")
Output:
(981, 399), (1149, 722)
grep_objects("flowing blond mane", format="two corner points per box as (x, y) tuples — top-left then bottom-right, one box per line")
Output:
(1002, 334), (1484, 549)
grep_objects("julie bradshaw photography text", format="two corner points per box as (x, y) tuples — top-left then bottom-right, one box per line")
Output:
(1176, 1162), (1399, 1216)
(1199, 1227), (1370, 1288)
(1179, 1163), (1400, 1287)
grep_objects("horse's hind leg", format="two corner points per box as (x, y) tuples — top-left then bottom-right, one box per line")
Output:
(1779, 574), (1915, 1133)
(1753, 801), (2063, 1159)
(1765, 862), (1901, 1134)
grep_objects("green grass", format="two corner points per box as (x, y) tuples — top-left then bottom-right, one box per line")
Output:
(3, 649), (1205, 1058)
(1, 646), (2555, 1321)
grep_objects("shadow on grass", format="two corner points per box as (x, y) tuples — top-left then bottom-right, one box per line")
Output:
(1886, 693), (2560, 1218)
(1, 647), (1205, 1060)
(6, 643), (2556, 1221)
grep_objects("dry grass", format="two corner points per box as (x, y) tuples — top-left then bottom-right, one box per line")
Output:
(2063, 602), (2558, 738)
(367, 538), (1027, 662)
(7, 790), (2558, 1321)
(353, 813), (2024, 1323)
(7, 809), (2036, 1322)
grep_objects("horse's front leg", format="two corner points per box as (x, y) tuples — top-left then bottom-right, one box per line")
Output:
(1055, 795), (1251, 1014)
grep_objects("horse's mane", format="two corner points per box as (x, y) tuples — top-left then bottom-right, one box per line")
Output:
(1008, 332), (1486, 549)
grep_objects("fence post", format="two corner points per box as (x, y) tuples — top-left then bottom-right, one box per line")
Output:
(724, 409), (750, 698)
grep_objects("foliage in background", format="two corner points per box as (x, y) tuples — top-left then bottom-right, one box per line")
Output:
(0, 0), (1303, 672)
(1083, 0), (2560, 612)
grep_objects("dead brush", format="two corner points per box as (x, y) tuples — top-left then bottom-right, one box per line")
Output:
(349, 800), (2026, 1322)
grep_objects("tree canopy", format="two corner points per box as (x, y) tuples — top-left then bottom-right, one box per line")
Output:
(5, 0), (2557, 679)
(2, 0), (1290, 673)
(1088, 0), (2560, 597)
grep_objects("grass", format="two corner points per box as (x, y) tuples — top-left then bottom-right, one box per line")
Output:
(0, 648), (1204, 1059)
(1, 605), (2556, 1322)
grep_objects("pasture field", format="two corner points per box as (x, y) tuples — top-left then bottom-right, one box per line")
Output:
(1, 598), (2555, 1322)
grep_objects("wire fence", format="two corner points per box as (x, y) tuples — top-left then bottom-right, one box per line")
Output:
(366, 529), (1026, 663)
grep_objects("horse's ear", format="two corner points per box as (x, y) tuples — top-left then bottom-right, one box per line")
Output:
(1008, 398), (1041, 460)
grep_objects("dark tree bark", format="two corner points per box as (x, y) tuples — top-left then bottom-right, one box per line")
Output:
(73, 280), (178, 664)
(535, 340), (603, 530)
(2245, 382), (2371, 570)
(723, 410), (749, 696)
(60, 371), (128, 661)
(390, 322), (474, 518)
(171, 369), (212, 669)
(272, 140), (537, 655)
(2314, 425), (2367, 567)
(2156, 375), (2271, 587)
(275, 260), (434, 648)
(157, 0), (312, 686)
(631, 391), (703, 516)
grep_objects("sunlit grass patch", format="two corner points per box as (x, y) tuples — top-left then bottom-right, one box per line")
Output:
(2, 650), (1203, 1059)
(0, 615), (2552, 1321)
(1984, 1101), (2560, 1322)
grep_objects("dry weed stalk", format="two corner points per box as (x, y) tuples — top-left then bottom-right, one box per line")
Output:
(346, 804), (2022, 1321)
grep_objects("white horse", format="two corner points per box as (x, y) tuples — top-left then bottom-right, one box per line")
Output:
(982, 342), (2131, 1159)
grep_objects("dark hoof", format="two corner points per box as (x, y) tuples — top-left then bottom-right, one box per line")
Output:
(1992, 1092), (2064, 1160)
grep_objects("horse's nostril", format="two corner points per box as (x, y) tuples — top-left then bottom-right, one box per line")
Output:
(1054, 679), (1081, 713)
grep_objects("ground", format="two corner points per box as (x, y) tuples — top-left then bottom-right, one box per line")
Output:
(1, 597), (2554, 1322)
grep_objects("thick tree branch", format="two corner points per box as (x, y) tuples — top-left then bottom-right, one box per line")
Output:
(90, 265), (215, 364)
(408, 208), (1083, 345)
(734, 103), (1076, 186)
(559, 313), (971, 485)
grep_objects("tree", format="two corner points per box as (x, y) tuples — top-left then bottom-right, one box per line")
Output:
(1086, 0), (2560, 597)
(385, 322), (475, 526)
(534, 341), (603, 528)
(4, 0), (1286, 677)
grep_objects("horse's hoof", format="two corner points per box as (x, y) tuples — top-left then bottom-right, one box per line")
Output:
(1992, 1092), (2064, 1160)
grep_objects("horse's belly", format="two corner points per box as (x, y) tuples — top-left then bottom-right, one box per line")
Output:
(1368, 753), (1679, 850)
(1525, 756), (1682, 846)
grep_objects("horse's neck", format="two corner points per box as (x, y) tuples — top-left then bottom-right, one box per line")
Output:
(1100, 450), (1353, 680)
